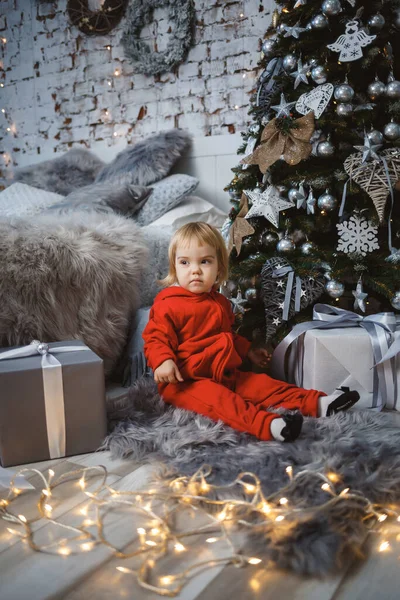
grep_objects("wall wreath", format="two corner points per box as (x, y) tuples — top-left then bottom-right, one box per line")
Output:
(121, 0), (195, 76)
(67, 0), (129, 36)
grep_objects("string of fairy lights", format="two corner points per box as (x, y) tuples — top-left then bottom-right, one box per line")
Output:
(1, 463), (399, 596)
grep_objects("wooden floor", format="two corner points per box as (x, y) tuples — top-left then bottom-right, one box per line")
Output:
(1, 448), (400, 600)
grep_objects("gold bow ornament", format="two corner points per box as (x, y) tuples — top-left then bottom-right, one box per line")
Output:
(242, 111), (315, 173)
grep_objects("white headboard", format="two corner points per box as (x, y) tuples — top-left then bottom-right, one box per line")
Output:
(171, 134), (243, 213)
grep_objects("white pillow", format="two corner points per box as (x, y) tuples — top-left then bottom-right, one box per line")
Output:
(0, 183), (64, 218)
(151, 196), (227, 231)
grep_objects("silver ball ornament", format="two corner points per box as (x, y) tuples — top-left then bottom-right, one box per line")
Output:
(317, 191), (337, 212)
(276, 237), (296, 253)
(367, 78), (386, 100)
(301, 241), (316, 255)
(248, 123), (260, 135)
(262, 38), (276, 56)
(336, 103), (353, 117)
(311, 65), (328, 84)
(390, 291), (400, 311)
(317, 140), (335, 157)
(283, 54), (297, 71)
(368, 13), (385, 30)
(245, 287), (258, 302)
(322, 0), (342, 16)
(261, 231), (279, 247)
(325, 280), (345, 298)
(384, 121), (400, 141)
(288, 188), (303, 203)
(311, 13), (329, 29)
(334, 84), (354, 102)
(386, 80), (400, 99)
(367, 129), (384, 145)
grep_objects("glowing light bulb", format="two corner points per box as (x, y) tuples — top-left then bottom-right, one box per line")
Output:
(114, 69), (120, 76)
(137, 528), (146, 535)
(321, 483), (331, 492)
(234, 105), (239, 110)
(174, 542), (186, 552)
(116, 566), (131, 574)
(81, 542), (94, 551)
(150, 528), (160, 535)
(379, 541), (390, 552)
(44, 504), (53, 513)
(42, 489), (51, 497)
(78, 478), (85, 489)
(1, 108), (5, 113)
(245, 483), (256, 493)
(113, 132), (118, 137)
(18, 515), (27, 523)
(378, 514), (387, 522)
(275, 515), (285, 522)
(58, 547), (71, 556)
(48, 469), (55, 478)
(145, 540), (157, 546)
(260, 503), (271, 514)
(248, 557), (262, 565)
(160, 575), (174, 585)
(279, 497), (288, 505)
(206, 537), (218, 543)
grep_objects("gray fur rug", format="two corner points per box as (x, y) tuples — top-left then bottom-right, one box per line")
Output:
(104, 377), (400, 576)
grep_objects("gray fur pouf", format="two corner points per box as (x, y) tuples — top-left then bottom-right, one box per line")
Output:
(0, 212), (148, 374)
(105, 377), (400, 576)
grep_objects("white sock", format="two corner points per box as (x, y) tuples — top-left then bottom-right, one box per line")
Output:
(318, 390), (345, 417)
(270, 417), (286, 442)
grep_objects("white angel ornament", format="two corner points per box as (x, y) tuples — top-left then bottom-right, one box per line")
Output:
(327, 20), (376, 62)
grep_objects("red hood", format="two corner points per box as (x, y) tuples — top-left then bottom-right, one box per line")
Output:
(154, 286), (218, 304)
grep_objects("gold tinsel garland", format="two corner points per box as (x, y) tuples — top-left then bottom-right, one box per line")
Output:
(1, 463), (399, 597)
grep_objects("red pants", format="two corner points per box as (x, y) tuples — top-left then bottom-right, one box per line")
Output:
(161, 370), (322, 441)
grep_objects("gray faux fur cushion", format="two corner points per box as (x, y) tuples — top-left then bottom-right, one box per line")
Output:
(46, 181), (152, 218)
(0, 212), (148, 375)
(14, 148), (105, 196)
(95, 129), (192, 186)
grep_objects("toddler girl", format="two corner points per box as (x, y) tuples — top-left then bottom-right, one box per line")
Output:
(143, 222), (359, 442)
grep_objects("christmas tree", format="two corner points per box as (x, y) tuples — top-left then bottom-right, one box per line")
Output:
(225, 0), (400, 348)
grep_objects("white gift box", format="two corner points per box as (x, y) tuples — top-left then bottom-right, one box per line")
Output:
(289, 327), (400, 411)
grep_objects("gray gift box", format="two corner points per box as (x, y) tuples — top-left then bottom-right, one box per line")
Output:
(0, 340), (107, 467)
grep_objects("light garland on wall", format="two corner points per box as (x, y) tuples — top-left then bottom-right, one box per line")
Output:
(1, 463), (399, 597)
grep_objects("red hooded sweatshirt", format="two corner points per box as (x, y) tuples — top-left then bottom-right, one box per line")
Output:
(143, 287), (252, 383)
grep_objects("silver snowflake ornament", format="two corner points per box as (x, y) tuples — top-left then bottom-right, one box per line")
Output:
(271, 93), (296, 118)
(337, 214), (379, 256)
(352, 278), (368, 313)
(245, 186), (295, 229)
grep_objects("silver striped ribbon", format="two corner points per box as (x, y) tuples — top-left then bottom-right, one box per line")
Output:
(270, 304), (400, 410)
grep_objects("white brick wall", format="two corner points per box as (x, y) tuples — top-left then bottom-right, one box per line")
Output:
(0, 0), (275, 185)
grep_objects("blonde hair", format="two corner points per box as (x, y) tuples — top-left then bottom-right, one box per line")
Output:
(160, 222), (229, 287)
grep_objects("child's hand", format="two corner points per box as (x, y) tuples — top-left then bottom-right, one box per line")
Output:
(154, 359), (184, 384)
(248, 347), (271, 369)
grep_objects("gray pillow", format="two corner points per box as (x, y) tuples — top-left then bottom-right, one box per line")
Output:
(45, 182), (152, 217)
(14, 148), (105, 196)
(95, 129), (192, 186)
(135, 174), (199, 226)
